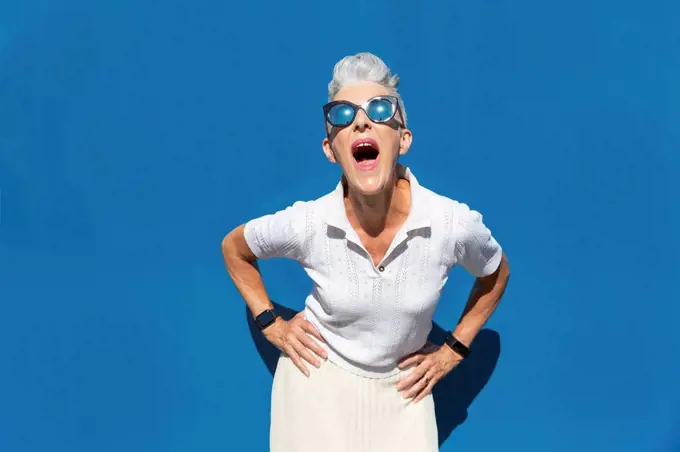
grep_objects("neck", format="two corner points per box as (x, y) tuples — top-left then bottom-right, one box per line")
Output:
(344, 169), (410, 237)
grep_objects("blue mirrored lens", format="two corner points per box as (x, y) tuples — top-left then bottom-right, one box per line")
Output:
(328, 104), (355, 125)
(366, 98), (394, 122)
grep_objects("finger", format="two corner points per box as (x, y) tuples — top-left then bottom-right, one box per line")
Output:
(289, 316), (321, 340)
(289, 337), (322, 369)
(404, 368), (437, 399)
(396, 362), (429, 392)
(402, 373), (429, 399)
(413, 375), (437, 404)
(299, 320), (327, 343)
(284, 344), (310, 377)
(398, 352), (425, 369)
(296, 331), (328, 360)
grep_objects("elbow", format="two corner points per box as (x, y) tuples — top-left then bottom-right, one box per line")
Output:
(221, 224), (256, 264)
(221, 231), (243, 275)
(497, 252), (510, 286)
(221, 227), (241, 261)
(221, 230), (234, 255)
(480, 252), (510, 290)
(495, 253), (511, 296)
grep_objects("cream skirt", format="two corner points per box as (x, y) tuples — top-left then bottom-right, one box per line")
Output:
(270, 353), (439, 452)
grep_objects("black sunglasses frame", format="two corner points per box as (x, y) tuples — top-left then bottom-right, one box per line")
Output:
(322, 95), (404, 128)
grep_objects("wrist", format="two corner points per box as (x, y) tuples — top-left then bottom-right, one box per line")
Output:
(451, 323), (478, 348)
(444, 332), (471, 359)
(254, 307), (279, 330)
(262, 317), (285, 338)
(438, 344), (463, 373)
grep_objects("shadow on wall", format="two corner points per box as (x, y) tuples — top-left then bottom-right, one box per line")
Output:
(246, 301), (501, 447)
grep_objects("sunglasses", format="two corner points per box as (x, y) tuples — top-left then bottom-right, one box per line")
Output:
(323, 95), (403, 128)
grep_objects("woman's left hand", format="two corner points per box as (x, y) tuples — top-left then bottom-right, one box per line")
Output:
(396, 341), (463, 403)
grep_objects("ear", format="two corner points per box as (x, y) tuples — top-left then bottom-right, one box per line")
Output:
(398, 128), (413, 156)
(322, 136), (337, 163)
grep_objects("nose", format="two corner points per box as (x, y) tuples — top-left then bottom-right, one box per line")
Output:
(352, 108), (372, 132)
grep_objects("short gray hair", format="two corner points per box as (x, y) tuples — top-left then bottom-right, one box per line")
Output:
(327, 52), (407, 127)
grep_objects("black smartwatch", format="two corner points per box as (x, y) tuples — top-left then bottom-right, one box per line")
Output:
(254, 308), (279, 330)
(444, 333), (471, 358)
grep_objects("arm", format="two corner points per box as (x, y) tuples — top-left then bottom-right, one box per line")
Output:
(222, 202), (307, 317)
(221, 224), (275, 320)
(397, 202), (509, 402)
(451, 251), (510, 348)
(221, 208), (327, 376)
(397, 254), (510, 402)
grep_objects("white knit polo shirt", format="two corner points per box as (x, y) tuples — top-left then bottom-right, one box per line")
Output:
(244, 165), (503, 378)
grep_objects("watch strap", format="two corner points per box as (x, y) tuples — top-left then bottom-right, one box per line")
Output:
(444, 333), (471, 358)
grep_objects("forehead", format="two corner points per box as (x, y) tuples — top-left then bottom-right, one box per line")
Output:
(333, 81), (391, 104)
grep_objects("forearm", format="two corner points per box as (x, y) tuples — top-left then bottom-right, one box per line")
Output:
(221, 224), (273, 317)
(452, 253), (510, 347)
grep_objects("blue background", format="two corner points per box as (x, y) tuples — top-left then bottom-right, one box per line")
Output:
(1, 1), (679, 451)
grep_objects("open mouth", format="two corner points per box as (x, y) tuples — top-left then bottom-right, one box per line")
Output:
(351, 138), (380, 170)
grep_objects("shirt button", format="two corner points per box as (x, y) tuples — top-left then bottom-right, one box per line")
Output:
(378, 265), (385, 272)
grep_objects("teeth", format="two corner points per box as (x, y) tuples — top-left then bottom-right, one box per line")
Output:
(357, 142), (373, 148)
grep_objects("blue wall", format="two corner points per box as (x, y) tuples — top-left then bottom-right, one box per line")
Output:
(1, 1), (679, 451)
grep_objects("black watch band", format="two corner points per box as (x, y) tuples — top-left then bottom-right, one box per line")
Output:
(254, 308), (278, 330)
(444, 333), (471, 358)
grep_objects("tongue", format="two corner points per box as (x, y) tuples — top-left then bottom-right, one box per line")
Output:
(356, 158), (378, 171)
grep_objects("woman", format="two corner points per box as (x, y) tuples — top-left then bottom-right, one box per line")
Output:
(222, 52), (510, 452)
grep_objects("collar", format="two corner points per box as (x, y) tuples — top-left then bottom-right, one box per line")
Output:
(324, 164), (432, 237)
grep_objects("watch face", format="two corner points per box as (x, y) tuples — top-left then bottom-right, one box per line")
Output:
(257, 310), (276, 327)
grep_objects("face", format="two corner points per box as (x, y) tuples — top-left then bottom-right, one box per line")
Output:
(322, 82), (412, 196)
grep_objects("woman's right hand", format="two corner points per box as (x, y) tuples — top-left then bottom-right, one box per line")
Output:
(263, 312), (328, 377)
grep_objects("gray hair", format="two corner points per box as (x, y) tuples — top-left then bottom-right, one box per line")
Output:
(327, 52), (407, 127)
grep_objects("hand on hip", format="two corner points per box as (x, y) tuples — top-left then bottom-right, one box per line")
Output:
(264, 312), (328, 377)
(396, 341), (463, 403)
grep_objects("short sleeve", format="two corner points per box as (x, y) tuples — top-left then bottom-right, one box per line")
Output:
(243, 201), (308, 261)
(452, 202), (503, 278)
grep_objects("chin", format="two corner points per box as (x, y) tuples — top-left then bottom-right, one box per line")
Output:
(346, 171), (390, 195)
